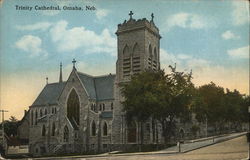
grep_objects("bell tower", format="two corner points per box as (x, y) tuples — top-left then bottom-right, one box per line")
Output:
(112, 12), (162, 145)
(115, 11), (161, 83)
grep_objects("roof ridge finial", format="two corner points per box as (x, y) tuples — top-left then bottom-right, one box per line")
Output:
(72, 59), (77, 70)
(46, 77), (48, 84)
(59, 62), (63, 83)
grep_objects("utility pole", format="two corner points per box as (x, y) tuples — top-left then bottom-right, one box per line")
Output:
(0, 109), (8, 155)
(248, 106), (250, 159)
(0, 109), (8, 136)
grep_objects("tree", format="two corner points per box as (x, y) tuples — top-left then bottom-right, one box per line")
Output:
(9, 116), (18, 122)
(121, 70), (165, 146)
(154, 65), (194, 143)
(1, 116), (19, 137)
(192, 82), (249, 134)
(122, 65), (194, 144)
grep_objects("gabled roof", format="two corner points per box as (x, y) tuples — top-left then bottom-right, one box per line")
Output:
(77, 72), (115, 101)
(30, 71), (115, 108)
(31, 82), (66, 107)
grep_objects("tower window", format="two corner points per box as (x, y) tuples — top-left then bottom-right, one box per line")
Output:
(123, 45), (130, 56)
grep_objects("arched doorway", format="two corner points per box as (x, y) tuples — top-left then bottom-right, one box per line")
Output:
(179, 129), (185, 140)
(127, 121), (137, 143)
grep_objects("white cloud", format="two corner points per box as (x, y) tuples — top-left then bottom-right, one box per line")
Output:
(96, 9), (110, 20)
(166, 12), (210, 30)
(15, 35), (48, 57)
(232, 1), (249, 26)
(160, 48), (180, 69)
(177, 54), (191, 60)
(221, 30), (240, 40)
(49, 20), (116, 55)
(16, 22), (52, 31)
(227, 46), (249, 59)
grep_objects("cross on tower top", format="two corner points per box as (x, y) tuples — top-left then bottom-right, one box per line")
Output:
(72, 59), (76, 69)
(129, 11), (133, 19)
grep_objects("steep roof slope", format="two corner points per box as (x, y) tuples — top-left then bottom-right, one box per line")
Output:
(32, 82), (66, 106)
(77, 72), (115, 101)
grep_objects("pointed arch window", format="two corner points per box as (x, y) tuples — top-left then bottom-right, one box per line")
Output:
(51, 122), (56, 136)
(42, 125), (46, 136)
(132, 43), (140, 55)
(40, 109), (43, 117)
(31, 110), (34, 125)
(91, 104), (94, 111)
(103, 122), (108, 136)
(64, 126), (69, 142)
(91, 121), (96, 136)
(35, 110), (38, 125)
(67, 89), (80, 125)
(152, 47), (157, 70)
(103, 104), (105, 111)
(149, 44), (152, 57)
(123, 45), (130, 56)
(44, 108), (47, 115)
(132, 43), (141, 73)
(153, 47), (157, 60)
(111, 103), (113, 110)
(148, 44), (153, 69)
(123, 45), (131, 77)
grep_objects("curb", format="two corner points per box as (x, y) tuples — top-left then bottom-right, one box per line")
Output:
(181, 132), (247, 153)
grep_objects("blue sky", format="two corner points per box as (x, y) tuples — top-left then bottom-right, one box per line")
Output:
(0, 0), (249, 119)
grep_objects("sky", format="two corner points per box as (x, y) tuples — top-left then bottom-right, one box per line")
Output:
(0, 0), (249, 120)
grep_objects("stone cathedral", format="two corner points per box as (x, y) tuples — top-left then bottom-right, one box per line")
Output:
(18, 12), (188, 156)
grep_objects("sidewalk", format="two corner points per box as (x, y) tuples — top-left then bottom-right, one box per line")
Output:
(158, 132), (247, 153)
(33, 132), (247, 160)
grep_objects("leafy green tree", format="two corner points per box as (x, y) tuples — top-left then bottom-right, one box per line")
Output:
(122, 65), (194, 144)
(9, 116), (18, 122)
(121, 70), (165, 146)
(238, 95), (249, 124)
(1, 116), (19, 137)
(154, 65), (194, 143)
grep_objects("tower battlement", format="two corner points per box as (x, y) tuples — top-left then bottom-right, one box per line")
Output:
(115, 12), (161, 82)
(116, 13), (161, 38)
